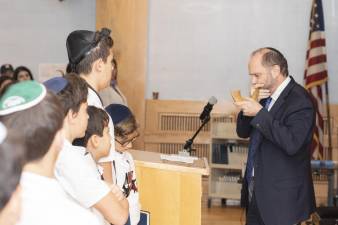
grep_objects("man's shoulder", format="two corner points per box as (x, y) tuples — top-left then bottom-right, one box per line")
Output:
(283, 82), (314, 112)
(289, 82), (312, 102)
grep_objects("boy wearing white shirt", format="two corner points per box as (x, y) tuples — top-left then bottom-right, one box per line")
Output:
(44, 75), (129, 225)
(105, 104), (141, 225)
(66, 28), (117, 183)
(73, 106), (112, 165)
(0, 81), (102, 225)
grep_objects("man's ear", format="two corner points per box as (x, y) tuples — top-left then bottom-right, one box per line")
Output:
(89, 134), (100, 148)
(92, 58), (104, 73)
(70, 108), (79, 119)
(65, 109), (78, 125)
(65, 109), (72, 124)
(271, 65), (281, 78)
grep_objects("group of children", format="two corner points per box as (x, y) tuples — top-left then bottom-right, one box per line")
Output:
(0, 28), (141, 225)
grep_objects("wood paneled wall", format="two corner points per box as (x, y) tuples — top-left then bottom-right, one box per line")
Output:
(96, 0), (148, 149)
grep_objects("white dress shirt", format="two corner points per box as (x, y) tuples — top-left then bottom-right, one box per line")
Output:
(266, 76), (291, 111)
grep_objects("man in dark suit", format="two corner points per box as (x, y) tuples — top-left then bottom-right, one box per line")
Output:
(235, 47), (316, 225)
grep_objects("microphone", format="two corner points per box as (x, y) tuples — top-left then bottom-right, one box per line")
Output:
(180, 96), (217, 155)
(199, 96), (217, 121)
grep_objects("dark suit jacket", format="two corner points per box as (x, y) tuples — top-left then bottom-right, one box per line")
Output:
(236, 77), (316, 225)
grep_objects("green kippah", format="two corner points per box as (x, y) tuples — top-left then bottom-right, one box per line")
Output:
(0, 81), (47, 116)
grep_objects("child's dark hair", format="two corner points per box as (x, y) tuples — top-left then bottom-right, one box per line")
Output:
(13, 66), (34, 81)
(105, 104), (138, 139)
(0, 131), (26, 209)
(114, 114), (138, 139)
(1, 91), (64, 162)
(73, 106), (109, 147)
(57, 73), (88, 116)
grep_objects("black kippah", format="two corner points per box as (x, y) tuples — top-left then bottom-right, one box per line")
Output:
(66, 28), (111, 67)
(105, 104), (132, 125)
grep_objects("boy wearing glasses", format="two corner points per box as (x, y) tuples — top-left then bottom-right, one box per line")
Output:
(105, 104), (140, 225)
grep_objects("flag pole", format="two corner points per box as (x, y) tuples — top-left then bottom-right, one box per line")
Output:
(324, 81), (332, 159)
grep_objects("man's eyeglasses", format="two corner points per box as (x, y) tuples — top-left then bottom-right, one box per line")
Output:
(115, 133), (139, 147)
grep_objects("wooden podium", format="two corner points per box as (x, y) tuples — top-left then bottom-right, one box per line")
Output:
(130, 150), (209, 225)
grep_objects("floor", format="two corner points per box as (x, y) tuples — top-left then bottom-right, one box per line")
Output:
(201, 206), (311, 225)
(202, 206), (245, 225)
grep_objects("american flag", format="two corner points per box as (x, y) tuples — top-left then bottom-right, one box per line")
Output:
(304, 0), (330, 160)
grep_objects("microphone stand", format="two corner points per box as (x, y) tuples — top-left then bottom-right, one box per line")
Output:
(180, 115), (211, 156)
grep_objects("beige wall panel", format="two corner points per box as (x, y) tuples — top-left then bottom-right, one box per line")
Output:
(97, 0), (148, 149)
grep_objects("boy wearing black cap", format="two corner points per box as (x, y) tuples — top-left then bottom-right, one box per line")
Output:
(44, 74), (129, 225)
(105, 104), (141, 225)
(66, 28), (117, 183)
(0, 81), (102, 225)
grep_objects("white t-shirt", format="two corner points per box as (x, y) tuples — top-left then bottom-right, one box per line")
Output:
(87, 87), (116, 163)
(113, 151), (140, 225)
(16, 172), (102, 225)
(55, 140), (110, 208)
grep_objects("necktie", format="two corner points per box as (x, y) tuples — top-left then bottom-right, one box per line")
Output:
(264, 97), (272, 111)
(245, 97), (272, 183)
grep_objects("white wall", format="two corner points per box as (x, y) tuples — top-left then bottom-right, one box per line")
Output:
(147, 0), (338, 103)
(1, 0), (337, 103)
(0, 0), (96, 80)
